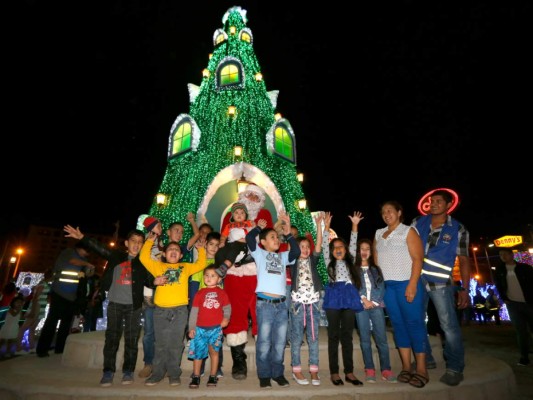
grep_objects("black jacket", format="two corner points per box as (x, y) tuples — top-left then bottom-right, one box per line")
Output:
(80, 236), (150, 310)
(494, 261), (533, 306)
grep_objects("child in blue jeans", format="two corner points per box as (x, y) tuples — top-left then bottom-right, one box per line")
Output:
(289, 212), (324, 386)
(246, 212), (300, 389)
(354, 238), (397, 383)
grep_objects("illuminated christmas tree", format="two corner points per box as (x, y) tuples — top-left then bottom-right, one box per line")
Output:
(147, 6), (326, 281)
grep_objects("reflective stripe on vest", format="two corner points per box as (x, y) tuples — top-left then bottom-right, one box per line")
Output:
(59, 270), (80, 284)
(421, 258), (453, 279)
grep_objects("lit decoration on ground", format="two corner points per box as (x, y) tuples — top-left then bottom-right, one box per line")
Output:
(15, 272), (44, 289)
(468, 278), (509, 323)
(514, 251), (533, 266)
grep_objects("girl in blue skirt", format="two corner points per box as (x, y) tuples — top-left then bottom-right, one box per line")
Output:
(322, 212), (364, 386)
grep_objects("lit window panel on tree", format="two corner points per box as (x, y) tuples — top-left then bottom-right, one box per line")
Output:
(172, 121), (192, 156)
(213, 29), (227, 45)
(274, 125), (294, 161)
(240, 29), (252, 43)
(220, 64), (240, 86)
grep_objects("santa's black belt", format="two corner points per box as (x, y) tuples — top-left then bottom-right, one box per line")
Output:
(257, 296), (286, 304)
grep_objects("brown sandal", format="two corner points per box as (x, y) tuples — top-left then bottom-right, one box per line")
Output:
(397, 370), (412, 383)
(408, 373), (429, 388)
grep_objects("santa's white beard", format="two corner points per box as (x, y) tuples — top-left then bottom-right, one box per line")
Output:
(239, 197), (264, 221)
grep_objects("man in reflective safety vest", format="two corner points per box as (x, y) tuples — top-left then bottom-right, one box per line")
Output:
(411, 189), (471, 387)
(36, 241), (94, 357)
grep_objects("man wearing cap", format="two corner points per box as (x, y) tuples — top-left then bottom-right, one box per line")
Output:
(220, 184), (273, 380)
(215, 202), (254, 277)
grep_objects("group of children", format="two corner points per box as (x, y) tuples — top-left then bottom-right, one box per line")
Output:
(320, 211), (396, 386)
(145, 203), (395, 390)
(139, 205), (303, 389)
(63, 199), (395, 390)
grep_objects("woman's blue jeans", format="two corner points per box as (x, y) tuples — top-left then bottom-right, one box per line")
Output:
(290, 302), (320, 369)
(384, 280), (427, 354)
(355, 307), (391, 371)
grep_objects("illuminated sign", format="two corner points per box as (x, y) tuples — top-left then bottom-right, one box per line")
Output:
(494, 236), (523, 247)
(417, 188), (459, 215)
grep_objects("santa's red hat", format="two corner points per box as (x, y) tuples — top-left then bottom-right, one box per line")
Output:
(143, 216), (160, 232)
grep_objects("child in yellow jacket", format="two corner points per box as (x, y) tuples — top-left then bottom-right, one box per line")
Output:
(140, 229), (206, 387)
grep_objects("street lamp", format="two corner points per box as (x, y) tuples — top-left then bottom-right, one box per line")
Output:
(472, 246), (480, 279)
(12, 248), (24, 278)
(9, 256), (16, 271)
(485, 244), (495, 282)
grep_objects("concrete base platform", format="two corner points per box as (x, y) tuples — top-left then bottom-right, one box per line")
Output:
(0, 327), (518, 400)
(59, 329), (440, 371)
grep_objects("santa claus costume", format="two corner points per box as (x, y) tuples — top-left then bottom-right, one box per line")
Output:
(220, 184), (273, 380)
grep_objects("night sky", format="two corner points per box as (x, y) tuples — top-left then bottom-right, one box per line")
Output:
(3, 1), (532, 245)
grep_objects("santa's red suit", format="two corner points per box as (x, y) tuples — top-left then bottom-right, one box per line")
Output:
(220, 185), (273, 380)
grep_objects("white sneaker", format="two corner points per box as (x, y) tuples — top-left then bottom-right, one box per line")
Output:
(292, 372), (309, 385)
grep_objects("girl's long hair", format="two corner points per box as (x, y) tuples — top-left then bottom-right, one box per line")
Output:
(327, 237), (361, 288)
(354, 238), (384, 289)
